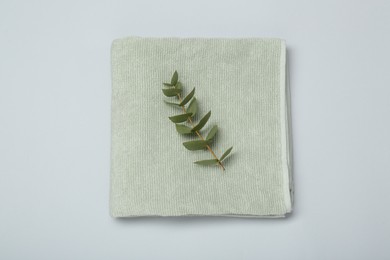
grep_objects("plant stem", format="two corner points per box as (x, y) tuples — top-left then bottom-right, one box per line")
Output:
(177, 94), (225, 171)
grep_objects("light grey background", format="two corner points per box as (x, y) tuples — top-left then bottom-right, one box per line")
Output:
(0, 0), (389, 259)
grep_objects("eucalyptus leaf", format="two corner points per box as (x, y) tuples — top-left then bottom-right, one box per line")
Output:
(206, 125), (218, 140)
(169, 113), (193, 123)
(220, 146), (233, 161)
(192, 111), (211, 132)
(187, 97), (198, 116)
(194, 159), (219, 166)
(164, 100), (181, 106)
(163, 83), (173, 87)
(182, 140), (211, 150)
(175, 124), (193, 134)
(179, 88), (195, 106)
(162, 88), (181, 97)
(171, 71), (178, 85)
(175, 81), (182, 90)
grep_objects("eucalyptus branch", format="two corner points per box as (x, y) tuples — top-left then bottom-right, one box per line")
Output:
(162, 71), (233, 171)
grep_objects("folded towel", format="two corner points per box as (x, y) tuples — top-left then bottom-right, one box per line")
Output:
(110, 37), (293, 218)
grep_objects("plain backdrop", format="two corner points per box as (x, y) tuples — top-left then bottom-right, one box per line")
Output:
(1, 0), (389, 259)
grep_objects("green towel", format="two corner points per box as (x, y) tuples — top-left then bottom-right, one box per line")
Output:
(110, 37), (293, 217)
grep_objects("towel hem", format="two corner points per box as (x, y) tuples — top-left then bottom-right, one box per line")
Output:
(279, 41), (293, 213)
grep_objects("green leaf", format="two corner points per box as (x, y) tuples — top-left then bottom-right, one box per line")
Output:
(192, 111), (211, 132)
(175, 124), (193, 134)
(206, 125), (218, 140)
(162, 88), (181, 97)
(220, 146), (233, 161)
(194, 159), (218, 166)
(164, 100), (181, 106)
(171, 70), (178, 85)
(163, 83), (173, 87)
(175, 81), (182, 90)
(183, 140), (211, 150)
(169, 113), (193, 123)
(187, 97), (198, 116)
(179, 88), (195, 106)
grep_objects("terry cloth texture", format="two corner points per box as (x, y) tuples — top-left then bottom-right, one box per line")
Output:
(110, 37), (293, 218)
